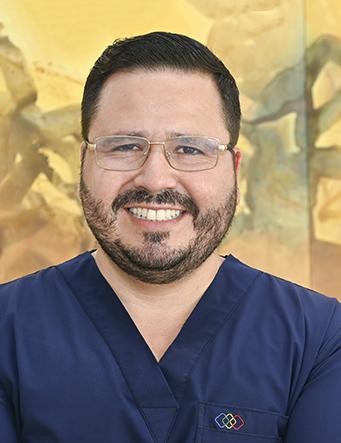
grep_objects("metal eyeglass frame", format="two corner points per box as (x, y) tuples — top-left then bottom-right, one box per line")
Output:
(83, 135), (235, 172)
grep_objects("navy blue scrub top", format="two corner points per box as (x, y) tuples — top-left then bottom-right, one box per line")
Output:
(0, 252), (341, 442)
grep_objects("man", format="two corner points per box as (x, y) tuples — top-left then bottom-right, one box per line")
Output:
(0, 32), (340, 443)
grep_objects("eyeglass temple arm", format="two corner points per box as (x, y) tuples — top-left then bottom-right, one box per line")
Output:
(84, 140), (96, 151)
(218, 143), (235, 152)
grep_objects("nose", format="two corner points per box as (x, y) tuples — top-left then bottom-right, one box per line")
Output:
(132, 143), (178, 192)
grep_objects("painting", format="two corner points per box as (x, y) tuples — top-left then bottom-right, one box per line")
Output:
(0, 0), (340, 297)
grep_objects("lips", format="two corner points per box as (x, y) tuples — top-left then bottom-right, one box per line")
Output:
(112, 189), (198, 219)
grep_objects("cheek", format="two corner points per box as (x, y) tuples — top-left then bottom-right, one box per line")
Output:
(82, 159), (130, 204)
(188, 174), (231, 207)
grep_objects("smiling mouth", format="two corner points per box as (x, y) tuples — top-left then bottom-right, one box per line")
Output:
(127, 207), (184, 221)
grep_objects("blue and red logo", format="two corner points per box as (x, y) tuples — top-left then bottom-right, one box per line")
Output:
(215, 412), (245, 431)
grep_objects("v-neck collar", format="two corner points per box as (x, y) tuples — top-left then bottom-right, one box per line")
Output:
(57, 251), (261, 442)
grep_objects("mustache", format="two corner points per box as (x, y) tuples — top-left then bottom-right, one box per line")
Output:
(111, 189), (199, 218)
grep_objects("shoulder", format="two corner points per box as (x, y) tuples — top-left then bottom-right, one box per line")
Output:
(0, 266), (53, 314)
(229, 255), (339, 313)
(258, 264), (340, 325)
(0, 252), (91, 315)
(226, 255), (341, 351)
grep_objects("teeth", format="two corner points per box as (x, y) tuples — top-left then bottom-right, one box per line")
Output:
(156, 209), (165, 221)
(149, 209), (156, 221)
(128, 207), (182, 221)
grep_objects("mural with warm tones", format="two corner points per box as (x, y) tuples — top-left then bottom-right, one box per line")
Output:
(0, 0), (340, 298)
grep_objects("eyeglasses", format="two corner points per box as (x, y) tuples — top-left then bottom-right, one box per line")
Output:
(84, 135), (234, 172)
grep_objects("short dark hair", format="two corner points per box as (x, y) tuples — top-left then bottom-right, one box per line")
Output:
(81, 31), (241, 146)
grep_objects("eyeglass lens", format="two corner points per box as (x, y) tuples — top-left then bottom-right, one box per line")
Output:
(95, 136), (219, 171)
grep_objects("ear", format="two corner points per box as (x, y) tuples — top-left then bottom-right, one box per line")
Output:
(80, 141), (87, 167)
(233, 147), (242, 205)
(80, 141), (86, 157)
(233, 147), (242, 174)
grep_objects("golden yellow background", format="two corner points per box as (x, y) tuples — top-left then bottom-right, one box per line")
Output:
(0, 0), (340, 298)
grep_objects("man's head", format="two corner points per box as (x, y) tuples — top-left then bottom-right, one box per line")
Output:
(79, 32), (242, 284)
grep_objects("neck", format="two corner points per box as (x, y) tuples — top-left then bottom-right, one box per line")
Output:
(92, 247), (224, 314)
(92, 248), (225, 361)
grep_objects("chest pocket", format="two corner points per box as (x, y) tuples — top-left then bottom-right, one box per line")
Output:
(196, 402), (288, 443)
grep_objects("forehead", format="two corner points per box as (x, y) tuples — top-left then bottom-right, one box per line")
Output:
(90, 68), (228, 140)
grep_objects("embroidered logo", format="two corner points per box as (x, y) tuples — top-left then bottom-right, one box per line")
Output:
(215, 412), (245, 431)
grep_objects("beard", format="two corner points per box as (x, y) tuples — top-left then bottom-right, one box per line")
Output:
(79, 175), (237, 284)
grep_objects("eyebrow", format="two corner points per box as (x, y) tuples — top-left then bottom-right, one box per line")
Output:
(112, 130), (190, 138)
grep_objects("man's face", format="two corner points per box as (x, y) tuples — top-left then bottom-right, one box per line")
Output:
(80, 68), (241, 284)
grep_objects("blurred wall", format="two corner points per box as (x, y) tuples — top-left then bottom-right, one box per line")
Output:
(0, 0), (340, 298)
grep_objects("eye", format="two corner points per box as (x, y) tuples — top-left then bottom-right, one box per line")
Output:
(110, 143), (143, 153)
(175, 145), (204, 156)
